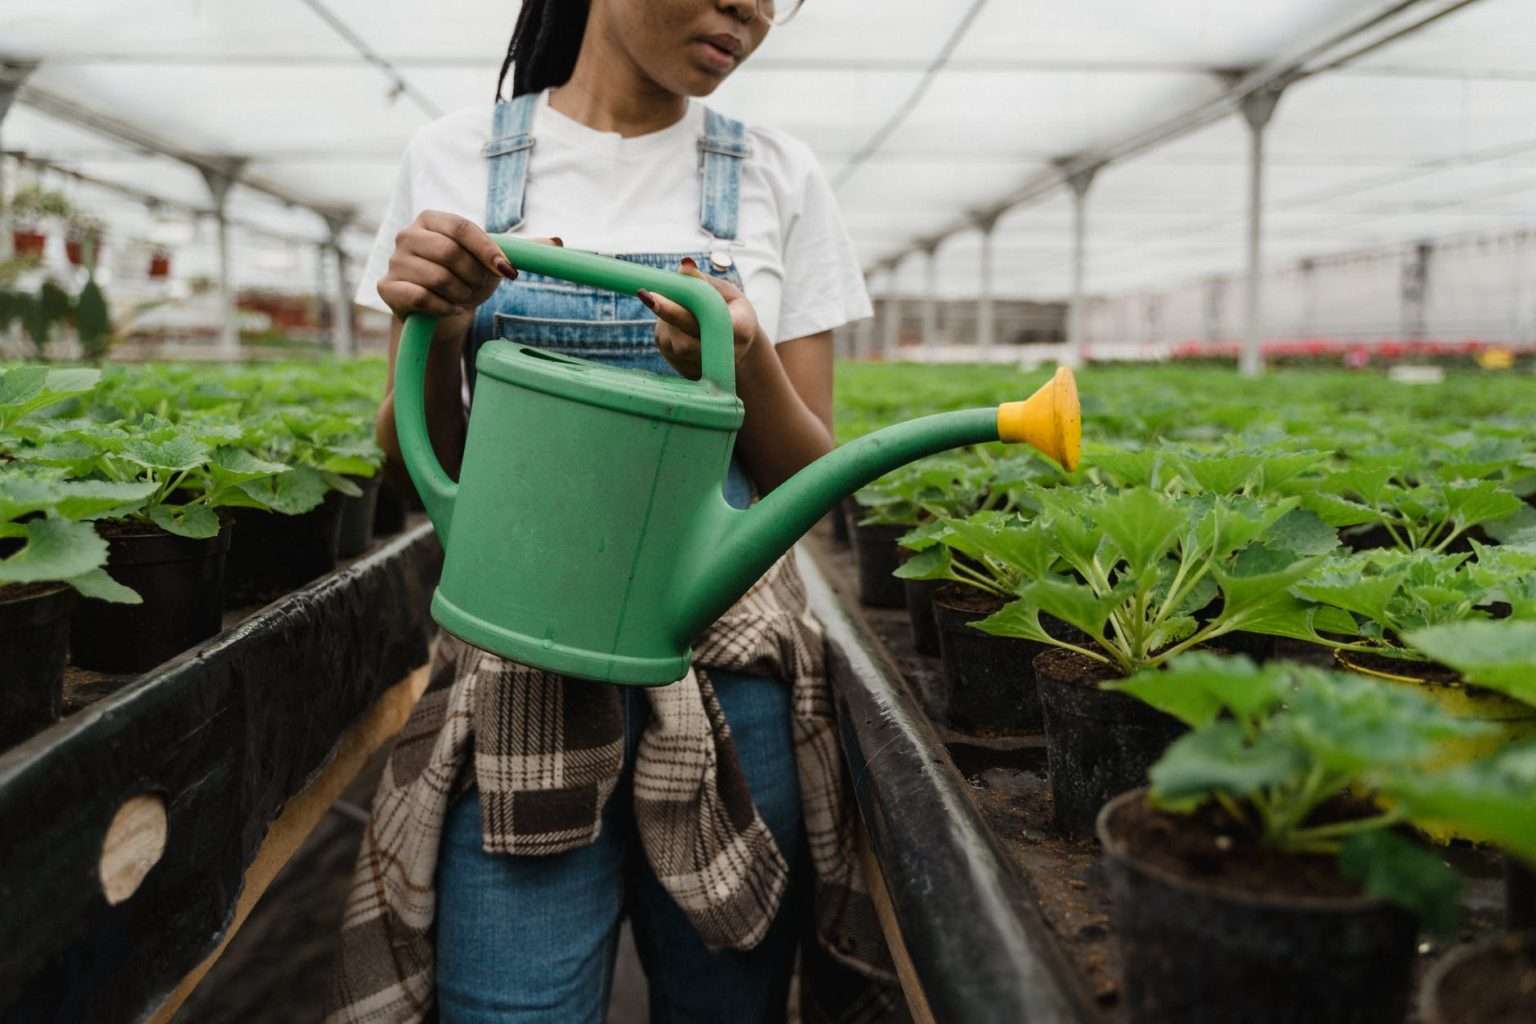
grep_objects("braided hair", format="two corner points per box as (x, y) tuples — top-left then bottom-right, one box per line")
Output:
(496, 0), (591, 99)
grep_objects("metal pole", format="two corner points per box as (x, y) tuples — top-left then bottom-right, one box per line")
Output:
(855, 275), (875, 360)
(977, 215), (998, 351)
(0, 63), (38, 263)
(323, 214), (354, 357)
(1064, 166), (1098, 369)
(921, 244), (939, 348)
(882, 266), (901, 360)
(198, 160), (247, 360)
(1239, 86), (1284, 377)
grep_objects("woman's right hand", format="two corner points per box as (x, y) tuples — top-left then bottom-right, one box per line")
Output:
(376, 211), (520, 321)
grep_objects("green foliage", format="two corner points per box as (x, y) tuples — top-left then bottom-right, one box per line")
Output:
(1, 359), (385, 542)
(1130, 653), (1503, 933)
(967, 488), (1339, 674)
(0, 476), (154, 602)
(1290, 549), (1517, 659)
(1403, 619), (1536, 707)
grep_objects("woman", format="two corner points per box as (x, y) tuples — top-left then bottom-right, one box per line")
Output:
(328, 2), (887, 1023)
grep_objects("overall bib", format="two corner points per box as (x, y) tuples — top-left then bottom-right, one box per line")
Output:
(434, 95), (807, 1024)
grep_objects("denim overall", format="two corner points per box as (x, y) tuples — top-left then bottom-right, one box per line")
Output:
(434, 95), (807, 1024)
(463, 92), (755, 509)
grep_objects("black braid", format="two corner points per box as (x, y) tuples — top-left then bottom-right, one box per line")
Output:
(496, 0), (591, 100)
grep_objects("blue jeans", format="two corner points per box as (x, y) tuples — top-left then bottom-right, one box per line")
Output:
(435, 670), (808, 1023)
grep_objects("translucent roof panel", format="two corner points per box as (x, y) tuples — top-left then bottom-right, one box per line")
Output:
(4, 0), (1531, 308)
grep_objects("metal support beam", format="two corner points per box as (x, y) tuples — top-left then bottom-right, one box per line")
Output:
(1239, 86), (1284, 377)
(198, 160), (247, 360)
(4, 71), (378, 236)
(0, 62), (38, 262)
(1063, 165), (1099, 370)
(920, 243), (940, 348)
(1402, 241), (1432, 340)
(323, 212), (356, 358)
(855, 276), (875, 360)
(866, 0), (1475, 271)
(976, 214), (998, 351)
(881, 266), (901, 360)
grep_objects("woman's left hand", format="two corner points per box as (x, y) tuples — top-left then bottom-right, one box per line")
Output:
(638, 258), (762, 379)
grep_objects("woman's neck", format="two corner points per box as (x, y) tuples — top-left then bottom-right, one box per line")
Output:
(549, 16), (687, 138)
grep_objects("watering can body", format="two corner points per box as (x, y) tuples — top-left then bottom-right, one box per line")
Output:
(396, 237), (1080, 685)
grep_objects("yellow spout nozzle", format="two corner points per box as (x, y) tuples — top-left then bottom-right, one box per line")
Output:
(996, 366), (1080, 471)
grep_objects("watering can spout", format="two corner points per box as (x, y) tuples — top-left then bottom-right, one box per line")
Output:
(679, 367), (1080, 637)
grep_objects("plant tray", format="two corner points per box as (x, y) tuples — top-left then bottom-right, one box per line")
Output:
(0, 521), (443, 1020)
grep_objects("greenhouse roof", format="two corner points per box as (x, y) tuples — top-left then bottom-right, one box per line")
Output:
(4, 0), (1530, 300)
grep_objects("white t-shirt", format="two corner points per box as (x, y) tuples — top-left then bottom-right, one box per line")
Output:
(356, 90), (871, 345)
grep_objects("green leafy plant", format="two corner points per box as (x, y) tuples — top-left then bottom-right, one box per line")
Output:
(1288, 548), (1517, 660)
(959, 487), (1343, 675)
(12, 414), (292, 538)
(1123, 653), (1495, 933)
(0, 365), (100, 432)
(1298, 454), (1525, 553)
(0, 475), (154, 602)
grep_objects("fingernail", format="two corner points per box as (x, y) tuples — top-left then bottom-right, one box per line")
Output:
(551, 236), (564, 247)
(680, 257), (698, 271)
(636, 289), (656, 310)
(496, 258), (518, 280)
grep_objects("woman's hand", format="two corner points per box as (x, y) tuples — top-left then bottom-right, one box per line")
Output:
(638, 258), (762, 379)
(377, 212), (566, 321)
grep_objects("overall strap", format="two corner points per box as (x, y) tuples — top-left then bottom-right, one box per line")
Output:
(483, 93), (539, 233)
(697, 108), (750, 242)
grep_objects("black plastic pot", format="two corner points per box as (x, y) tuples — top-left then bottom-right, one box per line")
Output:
(1099, 789), (1419, 1024)
(933, 584), (1045, 734)
(70, 521), (233, 674)
(337, 473), (383, 559)
(1420, 931), (1536, 1024)
(224, 492), (345, 605)
(903, 576), (944, 657)
(1508, 855), (1536, 931)
(0, 583), (77, 749)
(851, 519), (906, 608)
(372, 478), (409, 537)
(1035, 648), (1186, 837)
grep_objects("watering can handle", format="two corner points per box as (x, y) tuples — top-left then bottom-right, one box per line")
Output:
(394, 236), (738, 542)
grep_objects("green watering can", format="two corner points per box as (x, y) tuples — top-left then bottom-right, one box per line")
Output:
(396, 236), (1080, 686)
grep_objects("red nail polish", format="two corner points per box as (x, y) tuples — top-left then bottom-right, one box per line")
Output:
(552, 236), (565, 247)
(636, 289), (656, 310)
(680, 257), (698, 270)
(496, 258), (518, 280)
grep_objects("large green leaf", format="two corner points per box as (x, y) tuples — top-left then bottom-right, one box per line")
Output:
(147, 503), (221, 539)
(119, 434), (210, 474)
(1114, 652), (1286, 729)
(1149, 722), (1305, 805)
(1337, 831), (1461, 938)
(237, 464), (330, 515)
(67, 566), (141, 604)
(1386, 743), (1536, 863)
(1095, 487), (1187, 575)
(1402, 620), (1536, 706)
(0, 477), (156, 522)
(0, 516), (107, 584)
(0, 366), (100, 426)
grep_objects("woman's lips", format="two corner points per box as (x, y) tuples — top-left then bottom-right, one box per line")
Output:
(695, 36), (740, 73)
